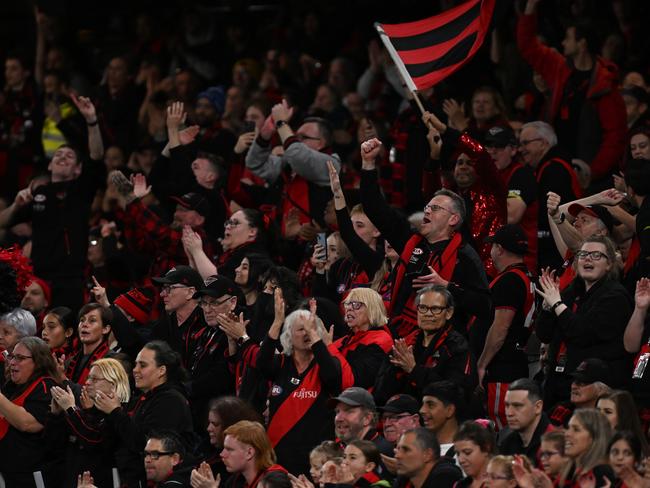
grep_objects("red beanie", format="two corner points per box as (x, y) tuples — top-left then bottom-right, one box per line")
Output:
(114, 287), (154, 325)
(31, 276), (52, 306)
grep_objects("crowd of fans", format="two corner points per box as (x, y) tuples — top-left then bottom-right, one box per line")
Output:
(1, 0), (650, 486)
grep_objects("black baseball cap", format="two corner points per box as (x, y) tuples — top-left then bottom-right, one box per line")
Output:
(571, 358), (610, 385)
(170, 192), (211, 217)
(192, 274), (245, 302)
(484, 125), (518, 148)
(485, 224), (528, 255)
(328, 387), (376, 410)
(379, 394), (420, 415)
(152, 266), (204, 290)
(567, 204), (615, 234)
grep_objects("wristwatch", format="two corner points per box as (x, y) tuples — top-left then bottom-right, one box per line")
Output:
(553, 212), (566, 225)
(237, 334), (250, 346)
(275, 120), (288, 129)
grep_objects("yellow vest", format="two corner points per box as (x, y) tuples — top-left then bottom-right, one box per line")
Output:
(42, 102), (75, 158)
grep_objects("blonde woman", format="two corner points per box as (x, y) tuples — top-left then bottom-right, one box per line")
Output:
(330, 288), (394, 389)
(50, 357), (132, 488)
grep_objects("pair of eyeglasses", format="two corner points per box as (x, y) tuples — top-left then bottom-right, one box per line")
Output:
(6, 353), (33, 362)
(224, 219), (243, 228)
(423, 204), (453, 214)
(86, 375), (111, 384)
(144, 450), (174, 460)
(161, 284), (187, 294)
(519, 137), (543, 146)
(416, 304), (448, 315)
(575, 250), (608, 261)
(342, 300), (364, 311)
(199, 296), (231, 308)
(296, 134), (322, 142)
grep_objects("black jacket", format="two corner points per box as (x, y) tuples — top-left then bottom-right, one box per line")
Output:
(498, 413), (554, 461)
(393, 457), (462, 488)
(107, 382), (194, 482)
(536, 277), (633, 404)
(374, 326), (477, 404)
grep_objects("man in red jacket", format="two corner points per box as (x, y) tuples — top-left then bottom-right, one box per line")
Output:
(517, 0), (627, 190)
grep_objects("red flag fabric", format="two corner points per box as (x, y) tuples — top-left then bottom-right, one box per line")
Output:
(376, 0), (496, 90)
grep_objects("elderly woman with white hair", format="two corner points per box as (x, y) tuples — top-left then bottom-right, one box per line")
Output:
(0, 308), (38, 382)
(0, 308), (37, 352)
(238, 288), (354, 476)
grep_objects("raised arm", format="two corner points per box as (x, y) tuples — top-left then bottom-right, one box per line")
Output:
(71, 94), (104, 160)
(624, 278), (650, 353)
(516, 0), (567, 89)
(359, 138), (412, 253)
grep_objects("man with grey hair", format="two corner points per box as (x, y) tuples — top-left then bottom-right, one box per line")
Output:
(518, 121), (581, 269)
(359, 137), (491, 338)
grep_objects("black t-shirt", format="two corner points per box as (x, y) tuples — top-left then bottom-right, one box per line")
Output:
(486, 265), (534, 381)
(507, 165), (537, 206)
(0, 377), (56, 474)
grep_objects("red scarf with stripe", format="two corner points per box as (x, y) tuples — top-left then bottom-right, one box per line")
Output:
(0, 376), (52, 439)
(390, 233), (463, 338)
(266, 345), (354, 447)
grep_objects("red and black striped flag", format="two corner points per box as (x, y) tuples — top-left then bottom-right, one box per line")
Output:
(375, 0), (496, 91)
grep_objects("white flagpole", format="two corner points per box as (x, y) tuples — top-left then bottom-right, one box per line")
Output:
(374, 22), (428, 116)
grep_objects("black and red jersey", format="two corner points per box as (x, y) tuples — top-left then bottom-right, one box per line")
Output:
(241, 336), (354, 475)
(483, 263), (536, 382)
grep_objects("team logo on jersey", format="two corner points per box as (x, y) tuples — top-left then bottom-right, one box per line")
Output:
(337, 284), (346, 294)
(271, 385), (283, 396)
(290, 377), (300, 385)
(292, 389), (318, 399)
(412, 248), (423, 255)
(34, 194), (46, 202)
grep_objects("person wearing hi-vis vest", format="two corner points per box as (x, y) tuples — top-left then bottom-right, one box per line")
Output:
(0, 337), (58, 488)
(359, 136), (491, 340)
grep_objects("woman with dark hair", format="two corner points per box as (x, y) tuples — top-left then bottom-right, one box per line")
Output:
(184, 208), (273, 281)
(453, 420), (498, 488)
(65, 302), (113, 385)
(235, 253), (273, 308)
(608, 430), (644, 486)
(0, 336), (58, 487)
(202, 396), (263, 481)
(95, 340), (194, 486)
(41, 306), (77, 357)
(536, 235), (633, 405)
(596, 390), (650, 455)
